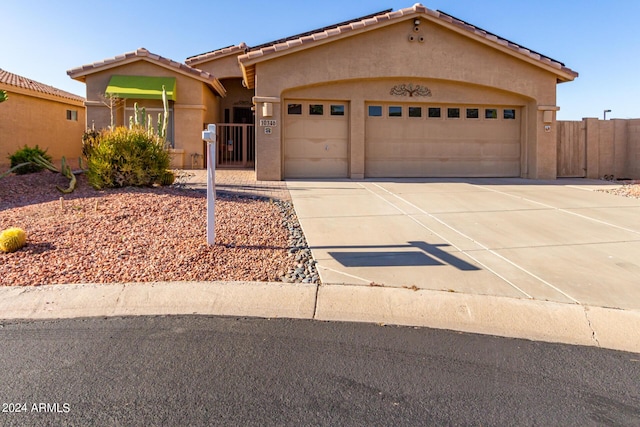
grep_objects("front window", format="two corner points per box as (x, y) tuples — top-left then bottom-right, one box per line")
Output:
(66, 110), (78, 121)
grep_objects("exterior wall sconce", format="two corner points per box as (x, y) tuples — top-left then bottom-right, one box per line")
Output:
(538, 105), (559, 133)
(262, 102), (273, 117)
(414, 19), (421, 26)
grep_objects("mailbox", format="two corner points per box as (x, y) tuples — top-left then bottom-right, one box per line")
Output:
(202, 123), (216, 143)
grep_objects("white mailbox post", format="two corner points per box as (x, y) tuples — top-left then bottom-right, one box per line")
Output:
(202, 124), (216, 245)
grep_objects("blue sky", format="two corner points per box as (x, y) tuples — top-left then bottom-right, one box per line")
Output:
(3, 0), (638, 120)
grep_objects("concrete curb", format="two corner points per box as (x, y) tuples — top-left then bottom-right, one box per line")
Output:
(315, 284), (640, 354)
(0, 282), (317, 320)
(0, 282), (638, 354)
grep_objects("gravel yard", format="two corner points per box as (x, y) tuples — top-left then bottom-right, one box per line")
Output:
(0, 171), (316, 286)
(596, 180), (640, 198)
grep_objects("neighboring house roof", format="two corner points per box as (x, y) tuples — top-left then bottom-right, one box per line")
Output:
(67, 47), (226, 97)
(237, 3), (578, 89)
(0, 68), (85, 104)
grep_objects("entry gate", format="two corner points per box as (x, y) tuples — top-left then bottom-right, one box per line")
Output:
(215, 124), (255, 168)
(557, 121), (586, 178)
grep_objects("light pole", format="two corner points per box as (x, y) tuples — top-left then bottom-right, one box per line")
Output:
(604, 109), (611, 120)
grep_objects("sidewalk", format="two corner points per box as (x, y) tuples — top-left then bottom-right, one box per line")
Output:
(1, 171), (638, 354)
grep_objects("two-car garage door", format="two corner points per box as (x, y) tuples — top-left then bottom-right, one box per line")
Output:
(365, 103), (521, 178)
(283, 99), (521, 178)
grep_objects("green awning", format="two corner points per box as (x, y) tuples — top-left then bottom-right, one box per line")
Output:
(105, 75), (176, 101)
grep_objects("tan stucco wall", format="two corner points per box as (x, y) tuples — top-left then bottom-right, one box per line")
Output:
(195, 54), (244, 79)
(0, 88), (85, 170)
(82, 60), (219, 168)
(250, 17), (563, 180)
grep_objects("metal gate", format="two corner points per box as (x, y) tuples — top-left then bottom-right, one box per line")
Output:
(216, 124), (255, 168)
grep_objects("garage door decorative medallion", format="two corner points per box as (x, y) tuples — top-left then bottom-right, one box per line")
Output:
(390, 84), (432, 97)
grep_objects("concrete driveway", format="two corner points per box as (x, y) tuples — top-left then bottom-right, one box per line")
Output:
(287, 178), (640, 311)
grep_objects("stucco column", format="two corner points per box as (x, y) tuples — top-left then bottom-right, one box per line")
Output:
(350, 98), (365, 179)
(535, 105), (561, 179)
(253, 96), (282, 181)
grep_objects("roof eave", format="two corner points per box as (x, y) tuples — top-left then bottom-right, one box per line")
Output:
(237, 5), (577, 86)
(186, 43), (248, 67)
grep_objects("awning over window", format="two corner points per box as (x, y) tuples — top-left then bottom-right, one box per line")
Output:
(105, 75), (176, 100)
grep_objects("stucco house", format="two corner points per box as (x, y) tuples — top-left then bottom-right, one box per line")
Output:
(0, 69), (85, 170)
(69, 3), (578, 180)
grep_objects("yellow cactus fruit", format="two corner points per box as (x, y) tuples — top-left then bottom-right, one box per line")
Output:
(0, 227), (27, 253)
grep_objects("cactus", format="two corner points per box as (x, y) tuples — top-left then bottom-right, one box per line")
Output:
(0, 227), (27, 253)
(159, 170), (175, 186)
(0, 162), (31, 179)
(161, 85), (169, 140)
(31, 154), (77, 193)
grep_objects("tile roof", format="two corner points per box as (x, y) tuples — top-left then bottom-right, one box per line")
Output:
(184, 9), (391, 66)
(0, 68), (85, 102)
(185, 43), (248, 66)
(237, 3), (578, 88)
(67, 48), (226, 96)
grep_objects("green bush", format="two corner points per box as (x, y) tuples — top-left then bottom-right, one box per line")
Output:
(82, 128), (101, 159)
(86, 126), (170, 189)
(8, 145), (52, 174)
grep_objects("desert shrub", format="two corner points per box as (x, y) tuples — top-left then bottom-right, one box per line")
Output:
(8, 145), (52, 174)
(82, 128), (101, 159)
(86, 126), (170, 189)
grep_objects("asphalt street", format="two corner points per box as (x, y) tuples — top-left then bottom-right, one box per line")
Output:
(0, 316), (639, 426)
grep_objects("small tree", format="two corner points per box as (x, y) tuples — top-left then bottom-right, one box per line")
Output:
(98, 92), (122, 129)
(0, 90), (8, 103)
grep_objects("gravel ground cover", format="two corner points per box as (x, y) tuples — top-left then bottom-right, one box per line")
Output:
(0, 171), (318, 286)
(596, 180), (640, 199)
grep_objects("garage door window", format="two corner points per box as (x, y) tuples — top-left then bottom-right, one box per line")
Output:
(504, 109), (516, 119)
(309, 104), (324, 115)
(389, 106), (402, 117)
(447, 108), (460, 119)
(466, 108), (479, 119)
(288, 104), (302, 115)
(409, 107), (422, 118)
(368, 106), (383, 117)
(485, 109), (498, 119)
(330, 105), (345, 116)
(428, 107), (441, 118)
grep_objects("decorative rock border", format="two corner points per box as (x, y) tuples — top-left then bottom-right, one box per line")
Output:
(275, 200), (320, 284)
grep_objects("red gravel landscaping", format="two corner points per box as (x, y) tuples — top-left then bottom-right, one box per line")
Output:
(0, 171), (293, 286)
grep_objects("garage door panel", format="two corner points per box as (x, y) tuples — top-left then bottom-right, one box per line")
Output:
(367, 158), (520, 178)
(366, 103), (521, 178)
(284, 100), (349, 178)
(286, 138), (348, 158)
(367, 139), (520, 159)
(285, 158), (349, 179)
